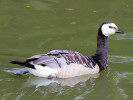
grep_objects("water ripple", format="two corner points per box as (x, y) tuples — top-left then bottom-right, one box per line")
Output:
(5, 68), (29, 74)
(109, 55), (133, 63)
(113, 72), (133, 98)
(116, 72), (133, 83)
(113, 32), (133, 40)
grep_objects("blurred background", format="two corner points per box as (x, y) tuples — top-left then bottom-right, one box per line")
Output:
(0, 0), (133, 100)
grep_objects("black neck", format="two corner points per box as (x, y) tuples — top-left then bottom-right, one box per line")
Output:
(92, 28), (109, 70)
(96, 29), (108, 53)
(97, 30), (108, 49)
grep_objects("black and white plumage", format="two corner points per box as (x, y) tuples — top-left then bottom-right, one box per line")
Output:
(11, 22), (123, 78)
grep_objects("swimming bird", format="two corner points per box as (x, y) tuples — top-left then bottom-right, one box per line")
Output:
(11, 22), (123, 79)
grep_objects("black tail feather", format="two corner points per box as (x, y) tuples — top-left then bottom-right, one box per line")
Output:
(10, 60), (35, 69)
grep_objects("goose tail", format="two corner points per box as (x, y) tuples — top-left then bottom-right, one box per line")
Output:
(10, 60), (35, 69)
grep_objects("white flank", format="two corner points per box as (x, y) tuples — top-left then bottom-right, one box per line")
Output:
(27, 64), (61, 77)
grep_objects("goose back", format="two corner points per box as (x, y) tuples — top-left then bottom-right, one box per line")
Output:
(27, 50), (96, 69)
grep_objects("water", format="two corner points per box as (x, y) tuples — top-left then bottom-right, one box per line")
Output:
(0, 0), (133, 100)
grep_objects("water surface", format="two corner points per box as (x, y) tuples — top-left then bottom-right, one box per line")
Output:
(0, 0), (133, 100)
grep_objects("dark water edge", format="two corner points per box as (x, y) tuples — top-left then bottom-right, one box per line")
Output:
(0, 0), (133, 100)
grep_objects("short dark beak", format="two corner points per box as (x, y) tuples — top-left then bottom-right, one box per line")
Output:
(115, 28), (124, 33)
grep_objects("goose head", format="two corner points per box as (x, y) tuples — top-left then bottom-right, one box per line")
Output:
(101, 22), (123, 36)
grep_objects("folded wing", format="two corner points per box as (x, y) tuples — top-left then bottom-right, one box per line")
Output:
(27, 50), (96, 69)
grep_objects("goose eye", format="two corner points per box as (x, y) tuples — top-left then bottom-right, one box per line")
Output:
(109, 26), (112, 28)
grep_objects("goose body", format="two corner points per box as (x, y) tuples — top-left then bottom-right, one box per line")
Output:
(11, 22), (123, 79)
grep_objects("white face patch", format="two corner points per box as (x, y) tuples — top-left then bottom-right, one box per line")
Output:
(101, 23), (118, 36)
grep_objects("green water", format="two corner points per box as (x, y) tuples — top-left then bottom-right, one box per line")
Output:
(0, 0), (133, 100)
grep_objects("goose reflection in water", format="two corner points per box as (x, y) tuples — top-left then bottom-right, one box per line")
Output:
(23, 73), (99, 88)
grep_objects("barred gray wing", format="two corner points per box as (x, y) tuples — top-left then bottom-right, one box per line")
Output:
(26, 50), (96, 69)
